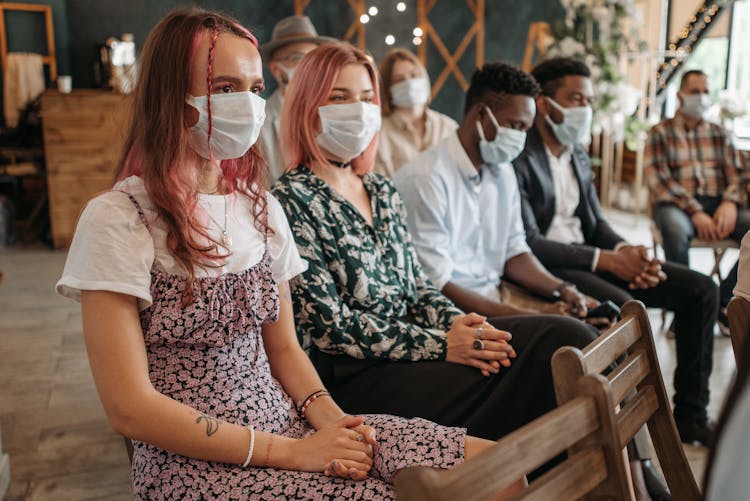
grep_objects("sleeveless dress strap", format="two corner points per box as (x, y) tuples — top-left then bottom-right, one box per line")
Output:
(112, 189), (151, 231)
(264, 192), (271, 247)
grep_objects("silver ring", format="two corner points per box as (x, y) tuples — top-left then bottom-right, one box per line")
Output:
(473, 339), (485, 351)
(356, 434), (364, 442)
(475, 327), (483, 339)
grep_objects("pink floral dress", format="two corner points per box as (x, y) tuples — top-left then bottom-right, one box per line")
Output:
(119, 193), (466, 500)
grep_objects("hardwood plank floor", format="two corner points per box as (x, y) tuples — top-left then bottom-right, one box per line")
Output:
(0, 210), (739, 498)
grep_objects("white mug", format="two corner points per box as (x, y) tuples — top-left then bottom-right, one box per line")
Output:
(57, 75), (72, 93)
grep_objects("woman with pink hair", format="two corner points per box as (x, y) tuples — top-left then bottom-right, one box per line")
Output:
(55, 8), (517, 500)
(272, 42), (598, 448)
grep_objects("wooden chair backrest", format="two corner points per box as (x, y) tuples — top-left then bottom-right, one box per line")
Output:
(552, 300), (701, 501)
(728, 296), (750, 368)
(395, 374), (630, 501)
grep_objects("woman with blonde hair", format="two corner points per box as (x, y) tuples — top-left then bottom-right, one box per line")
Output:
(55, 8), (521, 500)
(375, 48), (458, 177)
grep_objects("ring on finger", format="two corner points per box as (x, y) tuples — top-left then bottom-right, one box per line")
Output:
(355, 433), (364, 442)
(473, 339), (485, 351)
(475, 326), (483, 339)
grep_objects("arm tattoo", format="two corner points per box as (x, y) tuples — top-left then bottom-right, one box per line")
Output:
(196, 413), (219, 436)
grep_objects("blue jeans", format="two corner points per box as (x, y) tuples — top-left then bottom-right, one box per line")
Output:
(653, 196), (750, 306)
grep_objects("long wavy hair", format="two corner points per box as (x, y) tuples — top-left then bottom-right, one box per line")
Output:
(280, 42), (380, 175)
(114, 8), (269, 296)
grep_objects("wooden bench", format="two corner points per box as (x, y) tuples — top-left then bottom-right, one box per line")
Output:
(395, 373), (632, 500)
(552, 300), (701, 501)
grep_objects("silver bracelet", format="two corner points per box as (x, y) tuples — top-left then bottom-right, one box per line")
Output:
(242, 425), (255, 468)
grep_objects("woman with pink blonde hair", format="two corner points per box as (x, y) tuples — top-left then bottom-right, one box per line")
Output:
(55, 9), (517, 500)
(272, 42), (598, 453)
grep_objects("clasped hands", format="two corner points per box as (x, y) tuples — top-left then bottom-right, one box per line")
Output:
(607, 245), (667, 290)
(446, 313), (516, 377)
(297, 415), (377, 481)
(692, 201), (737, 241)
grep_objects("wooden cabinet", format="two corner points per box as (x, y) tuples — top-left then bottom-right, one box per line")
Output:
(41, 90), (132, 248)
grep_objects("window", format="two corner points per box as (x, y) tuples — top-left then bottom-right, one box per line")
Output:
(727, 0), (750, 138)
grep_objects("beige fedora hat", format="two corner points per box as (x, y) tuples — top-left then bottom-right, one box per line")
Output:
(260, 15), (336, 62)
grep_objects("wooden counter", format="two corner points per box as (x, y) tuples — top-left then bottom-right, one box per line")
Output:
(41, 90), (133, 248)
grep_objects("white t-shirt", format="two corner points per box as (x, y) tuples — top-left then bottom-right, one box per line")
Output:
(56, 176), (307, 311)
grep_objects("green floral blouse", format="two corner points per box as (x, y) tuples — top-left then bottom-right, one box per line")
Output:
(272, 165), (462, 361)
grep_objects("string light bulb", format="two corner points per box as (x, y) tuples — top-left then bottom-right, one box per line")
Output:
(397, 2), (406, 12)
(385, 34), (396, 45)
(412, 36), (422, 46)
(413, 27), (423, 37)
(360, 13), (370, 24)
(368, 6), (378, 16)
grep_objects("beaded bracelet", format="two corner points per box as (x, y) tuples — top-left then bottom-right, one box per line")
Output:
(299, 390), (331, 419)
(296, 389), (329, 413)
(241, 425), (255, 468)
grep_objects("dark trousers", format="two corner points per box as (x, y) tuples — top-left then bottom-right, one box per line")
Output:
(549, 261), (718, 423)
(653, 196), (750, 306)
(312, 315), (598, 441)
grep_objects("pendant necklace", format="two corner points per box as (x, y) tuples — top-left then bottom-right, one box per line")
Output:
(205, 195), (232, 249)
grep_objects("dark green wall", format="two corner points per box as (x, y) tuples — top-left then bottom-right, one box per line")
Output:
(6, 0), (564, 121)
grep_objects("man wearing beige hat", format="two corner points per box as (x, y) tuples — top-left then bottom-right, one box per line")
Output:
(259, 16), (335, 182)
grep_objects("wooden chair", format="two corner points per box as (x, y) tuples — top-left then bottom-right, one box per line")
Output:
(649, 219), (738, 333)
(552, 300), (701, 501)
(395, 374), (632, 501)
(727, 296), (750, 367)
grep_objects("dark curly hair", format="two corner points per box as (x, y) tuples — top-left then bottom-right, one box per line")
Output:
(464, 62), (541, 114)
(531, 57), (591, 97)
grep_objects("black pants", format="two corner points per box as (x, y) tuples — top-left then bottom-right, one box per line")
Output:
(312, 315), (598, 441)
(549, 261), (718, 423)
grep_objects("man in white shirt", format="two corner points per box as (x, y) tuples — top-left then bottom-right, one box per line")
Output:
(513, 57), (718, 449)
(394, 62), (594, 321)
(258, 16), (334, 183)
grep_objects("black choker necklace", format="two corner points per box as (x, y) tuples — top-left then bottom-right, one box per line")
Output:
(327, 159), (352, 169)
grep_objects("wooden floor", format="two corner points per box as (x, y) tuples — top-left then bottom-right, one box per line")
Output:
(0, 210), (739, 499)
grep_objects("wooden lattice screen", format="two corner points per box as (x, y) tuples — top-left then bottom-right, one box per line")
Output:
(293, 0), (485, 99)
(416, 0), (484, 97)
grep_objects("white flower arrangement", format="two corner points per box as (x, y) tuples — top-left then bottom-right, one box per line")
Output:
(718, 90), (748, 121)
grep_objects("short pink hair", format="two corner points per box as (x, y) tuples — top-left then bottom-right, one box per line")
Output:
(280, 42), (380, 175)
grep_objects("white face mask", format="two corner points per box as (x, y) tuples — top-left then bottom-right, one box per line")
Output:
(545, 97), (592, 146)
(186, 91), (266, 161)
(476, 106), (527, 165)
(680, 93), (712, 119)
(316, 102), (382, 160)
(390, 77), (431, 108)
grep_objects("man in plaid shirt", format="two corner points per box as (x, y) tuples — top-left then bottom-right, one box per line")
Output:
(646, 69), (750, 318)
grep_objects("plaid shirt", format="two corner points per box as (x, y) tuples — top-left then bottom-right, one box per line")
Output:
(644, 111), (742, 214)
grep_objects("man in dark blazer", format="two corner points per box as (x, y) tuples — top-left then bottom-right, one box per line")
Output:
(513, 57), (718, 448)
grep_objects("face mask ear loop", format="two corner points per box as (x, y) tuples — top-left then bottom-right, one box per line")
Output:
(546, 96), (566, 124)
(205, 28), (219, 164)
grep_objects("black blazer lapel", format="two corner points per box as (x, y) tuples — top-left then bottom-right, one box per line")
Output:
(525, 127), (556, 235)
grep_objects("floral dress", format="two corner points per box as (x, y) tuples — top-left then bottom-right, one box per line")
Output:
(57, 186), (466, 500)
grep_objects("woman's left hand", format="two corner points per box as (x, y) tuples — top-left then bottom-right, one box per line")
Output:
(323, 420), (378, 481)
